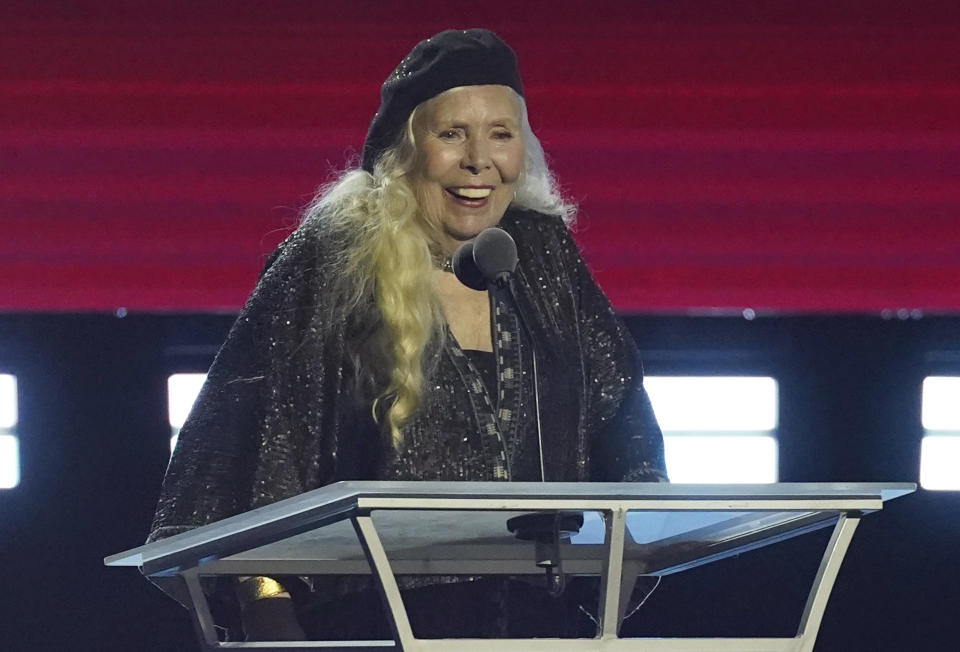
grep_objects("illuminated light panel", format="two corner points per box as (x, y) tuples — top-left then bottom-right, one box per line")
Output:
(0, 374), (17, 429)
(920, 377), (960, 490)
(920, 436), (960, 491)
(664, 435), (778, 484)
(644, 376), (778, 432)
(1, 375), (18, 489)
(168, 373), (207, 454)
(921, 377), (960, 431)
(168, 373), (207, 429)
(646, 376), (779, 483)
(0, 435), (18, 489)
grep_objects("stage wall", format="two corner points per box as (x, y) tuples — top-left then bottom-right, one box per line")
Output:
(2, 0), (959, 313)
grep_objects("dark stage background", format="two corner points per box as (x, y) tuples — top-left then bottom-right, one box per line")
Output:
(1, 314), (958, 651)
(1, 2), (959, 651)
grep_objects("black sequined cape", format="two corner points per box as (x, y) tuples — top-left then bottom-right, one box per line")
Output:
(149, 209), (666, 542)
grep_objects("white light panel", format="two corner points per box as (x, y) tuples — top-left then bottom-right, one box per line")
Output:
(921, 377), (960, 431)
(644, 376), (778, 432)
(0, 374), (17, 429)
(645, 376), (779, 483)
(920, 377), (960, 491)
(1, 376), (19, 489)
(0, 435), (19, 489)
(168, 373), (207, 429)
(919, 436), (960, 491)
(664, 435), (778, 484)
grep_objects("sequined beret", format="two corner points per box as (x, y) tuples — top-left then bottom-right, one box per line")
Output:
(361, 28), (524, 173)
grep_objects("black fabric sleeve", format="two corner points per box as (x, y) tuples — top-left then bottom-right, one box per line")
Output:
(148, 224), (338, 542)
(555, 221), (668, 482)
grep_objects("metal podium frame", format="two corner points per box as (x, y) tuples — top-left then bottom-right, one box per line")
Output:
(106, 482), (914, 652)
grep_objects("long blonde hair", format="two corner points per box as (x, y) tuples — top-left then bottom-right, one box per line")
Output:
(303, 91), (572, 446)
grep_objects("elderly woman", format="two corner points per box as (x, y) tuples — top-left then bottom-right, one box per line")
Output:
(149, 29), (666, 641)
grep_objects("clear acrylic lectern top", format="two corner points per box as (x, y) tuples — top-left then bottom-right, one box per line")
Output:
(106, 481), (914, 652)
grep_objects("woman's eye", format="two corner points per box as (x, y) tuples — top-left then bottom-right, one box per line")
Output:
(438, 129), (462, 140)
(493, 130), (515, 140)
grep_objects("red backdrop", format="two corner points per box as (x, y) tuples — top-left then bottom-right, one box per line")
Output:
(2, 1), (959, 314)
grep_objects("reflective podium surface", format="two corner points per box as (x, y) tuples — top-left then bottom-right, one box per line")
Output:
(106, 482), (914, 652)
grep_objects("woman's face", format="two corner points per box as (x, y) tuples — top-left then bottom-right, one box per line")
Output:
(412, 85), (525, 255)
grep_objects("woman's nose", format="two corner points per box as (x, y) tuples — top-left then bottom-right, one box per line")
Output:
(460, 138), (491, 173)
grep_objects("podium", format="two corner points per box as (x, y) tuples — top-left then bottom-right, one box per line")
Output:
(106, 482), (914, 651)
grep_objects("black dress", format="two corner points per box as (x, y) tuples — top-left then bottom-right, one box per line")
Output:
(148, 208), (667, 638)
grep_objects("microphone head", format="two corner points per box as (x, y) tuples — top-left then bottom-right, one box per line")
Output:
(452, 240), (488, 290)
(472, 227), (518, 282)
(452, 227), (519, 290)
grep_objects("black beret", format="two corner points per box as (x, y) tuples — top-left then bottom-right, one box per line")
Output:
(361, 29), (524, 173)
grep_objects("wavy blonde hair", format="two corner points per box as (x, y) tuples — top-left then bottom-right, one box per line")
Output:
(303, 90), (572, 446)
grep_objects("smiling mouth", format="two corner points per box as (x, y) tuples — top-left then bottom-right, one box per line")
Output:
(446, 186), (493, 200)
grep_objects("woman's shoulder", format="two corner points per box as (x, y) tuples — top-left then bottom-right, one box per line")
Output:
(500, 208), (572, 246)
(236, 216), (350, 325)
(500, 208), (583, 265)
(256, 215), (339, 282)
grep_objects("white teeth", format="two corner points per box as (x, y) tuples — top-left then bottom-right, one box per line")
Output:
(451, 187), (492, 199)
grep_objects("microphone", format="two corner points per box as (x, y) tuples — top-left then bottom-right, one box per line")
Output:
(451, 227), (547, 483)
(452, 227), (518, 290)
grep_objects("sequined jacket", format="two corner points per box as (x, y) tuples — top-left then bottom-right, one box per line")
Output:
(149, 209), (666, 542)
